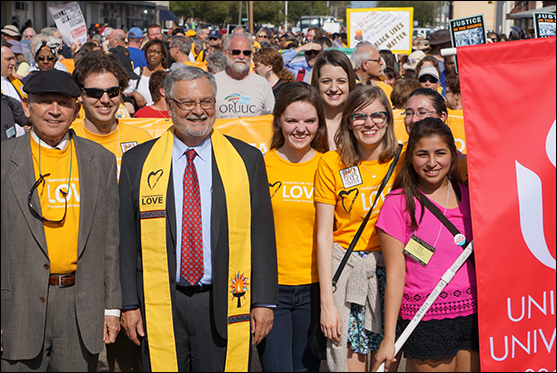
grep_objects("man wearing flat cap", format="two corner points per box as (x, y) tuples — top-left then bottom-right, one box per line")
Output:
(1, 69), (122, 371)
(428, 29), (451, 71)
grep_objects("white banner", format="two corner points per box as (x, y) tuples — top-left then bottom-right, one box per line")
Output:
(346, 7), (413, 53)
(47, 2), (87, 46)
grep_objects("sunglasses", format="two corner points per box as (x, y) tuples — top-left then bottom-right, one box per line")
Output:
(229, 49), (252, 56)
(28, 173), (68, 223)
(37, 56), (56, 62)
(82, 86), (121, 99)
(305, 50), (321, 56)
(418, 75), (439, 84)
(257, 34), (268, 39)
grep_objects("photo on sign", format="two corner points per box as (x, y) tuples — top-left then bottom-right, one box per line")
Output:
(534, 13), (556, 38)
(449, 14), (487, 47)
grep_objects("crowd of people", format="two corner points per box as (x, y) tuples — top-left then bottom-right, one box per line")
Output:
(1, 18), (531, 373)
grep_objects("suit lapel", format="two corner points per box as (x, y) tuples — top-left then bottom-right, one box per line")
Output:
(167, 167), (176, 253)
(10, 133), (49, 257)
(211, 150), (224, 257)
(74, 135), (98, 258)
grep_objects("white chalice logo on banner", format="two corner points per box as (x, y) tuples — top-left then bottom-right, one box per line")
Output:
(515, 120), (556, 270)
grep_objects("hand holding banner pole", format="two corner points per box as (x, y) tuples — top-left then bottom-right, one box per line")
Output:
(375, 241), (475, 372)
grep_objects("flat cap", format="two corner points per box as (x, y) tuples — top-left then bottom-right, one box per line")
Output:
(24, 69), (81, 98)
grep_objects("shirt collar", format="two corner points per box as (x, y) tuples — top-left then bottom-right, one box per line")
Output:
(31, 129), (70, 150)
(172, 131), (211, 164)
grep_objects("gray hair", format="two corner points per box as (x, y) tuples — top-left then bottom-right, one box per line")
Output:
(169, 35), (191, 54)
(164, 64), (217, 99)
(223, 33), (253, 51)
(206, 52), (227, 74)
(193, 38), (205, 51)
(351, 43), (379, 71)
(41, 27), (58, 37)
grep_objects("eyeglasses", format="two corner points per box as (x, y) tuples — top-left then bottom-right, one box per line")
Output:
(349, 111), (388, 126)
(28, 173), (68, 223)
(305, 50), (321, 56)
(170, 97), (216, 111)
(404, 109), (437, 119)
(229, 49), (252, 56)
(490, 38), (498, 42)
(366, 58), (381, 64)
(257, 34), (268, 39)
(82, 86), (121, 99)
(418, 75), (439, 84)
(37, 56), (56, 62)
(147, 49), (162, 55)
(208, 37), (218, 41)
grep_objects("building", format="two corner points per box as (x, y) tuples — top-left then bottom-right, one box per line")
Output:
(1, 1), (178, 34)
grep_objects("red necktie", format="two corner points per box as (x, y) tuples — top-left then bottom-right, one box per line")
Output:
(180, 149), (203, 285)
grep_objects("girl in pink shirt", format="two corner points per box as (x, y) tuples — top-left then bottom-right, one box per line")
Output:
(373, 117), (479, 372)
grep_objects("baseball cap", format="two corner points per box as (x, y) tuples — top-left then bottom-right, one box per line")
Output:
(7, 40), (23, 54)
(418, 65), (440, 80)
(24, 69), (81, 98)
(128, 27), (144, 38)
(402, 51), (426, 71)
(1, 25), (21, 37)
(208, 29), (221, 39)
(186, 30), (197, 38)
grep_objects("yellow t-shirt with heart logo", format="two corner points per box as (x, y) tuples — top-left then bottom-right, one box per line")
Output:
(31, 135), (80, 274)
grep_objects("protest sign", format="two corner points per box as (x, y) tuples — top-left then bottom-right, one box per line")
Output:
(47, 2), (87, 46)
(459, 37), (556, 372)
(534, 13), (556, 38)
(449, 14), (487, 47)
(346, 7), (413, 53)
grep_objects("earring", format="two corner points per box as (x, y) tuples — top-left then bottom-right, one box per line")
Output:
(162, 57), (166, 64)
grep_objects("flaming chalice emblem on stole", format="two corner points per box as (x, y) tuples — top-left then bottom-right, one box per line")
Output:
(230, 272), (249, 308)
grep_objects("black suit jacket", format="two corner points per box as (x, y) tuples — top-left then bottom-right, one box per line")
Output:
(118, 133), (278, 359)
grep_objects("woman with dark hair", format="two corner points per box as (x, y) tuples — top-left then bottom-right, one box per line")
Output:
(258, 82), (328, 372)
(252, 47), (295, 97)
(404, 88), (448, 135)
(128, 39), (169, 109)
(444, 74), (462, 111)
(373, 117), (478, 372)
(133, 70), (170, 119)
(310, 49), (357, 150)
(315, 85), (402, 371)
(383, 66), (400, 88)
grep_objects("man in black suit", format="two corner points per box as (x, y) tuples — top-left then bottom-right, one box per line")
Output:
(118, 64), (278, 371)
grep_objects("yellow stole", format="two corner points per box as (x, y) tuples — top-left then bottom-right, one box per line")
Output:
(139, 127), (252, 371)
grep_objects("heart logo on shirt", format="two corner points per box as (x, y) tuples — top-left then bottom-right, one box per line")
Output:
(339, 188), (359, 214)
(269, 181), (282, 199)
(148, 169), (164, 190)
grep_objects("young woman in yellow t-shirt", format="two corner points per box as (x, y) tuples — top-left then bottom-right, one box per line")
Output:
(257, 82), (329, 372)
(314, 86), (402, 371)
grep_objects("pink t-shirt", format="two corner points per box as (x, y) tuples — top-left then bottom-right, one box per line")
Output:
(376, 183), (477, 321)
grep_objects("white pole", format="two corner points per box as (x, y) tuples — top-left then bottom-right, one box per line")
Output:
(285, 1), (288, 33)
(376, 241), (475, 372)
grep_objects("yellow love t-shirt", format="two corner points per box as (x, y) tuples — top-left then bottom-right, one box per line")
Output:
(265, 149), (322, 285)
(314, 150), (403, 252)
(31, 135), (80, 274)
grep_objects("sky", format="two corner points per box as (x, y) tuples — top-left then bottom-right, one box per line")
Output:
(349, 1), (378, 9)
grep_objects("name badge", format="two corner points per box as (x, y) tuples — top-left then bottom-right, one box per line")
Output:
(403, 234), (436, 267)
(339, 166), (363, 189)
(239, 95), (251, 105)
(6, 126), (16, 139)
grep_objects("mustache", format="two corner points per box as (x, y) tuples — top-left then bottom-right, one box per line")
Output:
(186, 115), (209, 120)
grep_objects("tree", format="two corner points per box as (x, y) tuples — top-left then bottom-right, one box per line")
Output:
(375, 1), (436, 27)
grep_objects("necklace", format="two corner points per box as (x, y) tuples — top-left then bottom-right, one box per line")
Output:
(360, 161), (380, 178)
(152, 105), (169, 122)
(432, 178), (450, 247)
(82, 122), (121, 160)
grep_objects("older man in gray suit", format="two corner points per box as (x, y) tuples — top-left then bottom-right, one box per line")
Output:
(1, 69), (121, 371)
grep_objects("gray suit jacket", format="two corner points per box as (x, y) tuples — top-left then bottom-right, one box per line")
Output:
(119, 133), (278, 368)
(0, 130), (122, 360)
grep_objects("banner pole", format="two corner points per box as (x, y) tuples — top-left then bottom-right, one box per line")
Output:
(376, 241), (475, 372)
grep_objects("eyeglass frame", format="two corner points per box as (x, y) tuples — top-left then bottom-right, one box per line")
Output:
(257, 34), (268, 39)
(169, 97), (216, 112)
(28, 173), (68, 223)
(36, 56), (56, 62)
(403, 108), (438, 119)
(305, 49), (321, 56)
(228, 49), (252, 57)
(418, 75), (439, 84)
(366, 58), (381, 64)
(349, 111), (389, 126)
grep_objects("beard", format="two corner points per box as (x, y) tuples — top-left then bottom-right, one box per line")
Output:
(170, 108), (214, 141)
(227, 57), (250, 74)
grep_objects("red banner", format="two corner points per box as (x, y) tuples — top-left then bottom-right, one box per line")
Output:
(459, 37), (556, 371)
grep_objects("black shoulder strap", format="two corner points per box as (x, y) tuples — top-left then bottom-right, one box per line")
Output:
(332, 143), (403, 287)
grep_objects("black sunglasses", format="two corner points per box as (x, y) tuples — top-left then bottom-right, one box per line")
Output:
(418, 75), (439, 84)
(28, 173), (68, 223)
(229, 49), (252, 56)
(82, 86), (121, 99)
(37, 56), (56, 62)
(305, 50), (321, 56)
